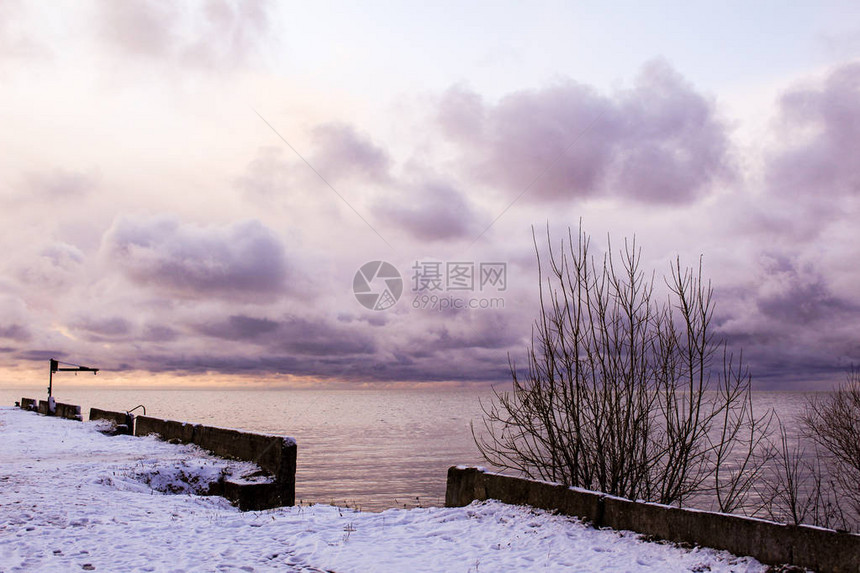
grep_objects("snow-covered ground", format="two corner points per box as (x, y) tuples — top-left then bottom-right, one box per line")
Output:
(0, 407), (767, 572)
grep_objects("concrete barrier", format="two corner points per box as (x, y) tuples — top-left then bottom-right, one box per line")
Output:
(135, 415), (198, 443)
(20, 397), (38, 412)
(134, 416), (200, 444)
(194, 424), (296, 508)
(446, 466), (860, 573)
(194, 425), (296, 484)
(89, 408), (135, 435)
(133, 415), (296, 509)
(35, 399), (81, 420)
(54, 402), (82, 421)
(208, 479), (285, 511)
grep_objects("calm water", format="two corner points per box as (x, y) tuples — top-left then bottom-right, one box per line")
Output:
(2, 386), (491, 511)
(1, 386), (820, 512)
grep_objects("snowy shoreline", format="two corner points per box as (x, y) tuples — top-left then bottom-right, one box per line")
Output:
(0, 407), (765, 572)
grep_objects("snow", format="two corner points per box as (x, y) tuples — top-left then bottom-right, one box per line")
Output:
(0, 407), (767, 572)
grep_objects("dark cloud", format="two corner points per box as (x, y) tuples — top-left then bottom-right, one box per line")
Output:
(103, 216), (289, 302)
(97, 0), (274, 71)
(421, 313), (524, 352)
(269, 317), (377, 357)
(17, 349), (65, 362)
(195, 314), (280, 342)
(755, 254), (857, 326)
(129, 348), (510, 383)
(767, 62), (860, 198)
(716, 252), (860, 385)
(186, 314), (378, 356)
(374, 180), (484, 241)
(0, 323), (30, 342)
(438, 60), (733, 204)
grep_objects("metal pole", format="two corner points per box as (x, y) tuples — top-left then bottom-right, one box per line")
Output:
(48, 363), (53, 398)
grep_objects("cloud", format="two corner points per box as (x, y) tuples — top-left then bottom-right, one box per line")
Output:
(0, 323), (30, 342)
(268, 317), (377, 357)
(766, 62), (860, 199)
(195, 314), (280, 342)
(72, 316), (133, 342)
(16, 349), (65, 362)
(0, 0), (46, 61)
(420, 312), (525, 353)
(8, 242), (85, 292)
(438, 59), (733, 204)
(97, 0), (274, 71)
(141, 324), (179, 343)
(754, 253), (858, 326)
(103, 216), (289, 302)
(98, 0), (176, 59)
(235, 147), (292, 201)
(310, 123), (392, 185)
(374, 180), (484, 241)
(20, 167), (100, 201)
(715, 250), (860, 383)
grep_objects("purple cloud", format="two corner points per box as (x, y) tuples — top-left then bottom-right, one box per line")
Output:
(104, 216), (289, 302)
(97, 0), (274, 71)
(0, 323), (30, 342)
(195, 314), (280, 342)
(374, 180), (485, 241)
(72, 316), (133, 342)
(24, 167), (100, 200)
(438, 60), (733, 204)
(235, 147), (292, 201)
(267, 317), (377, 357)
(754, 254), (858, 326)
(767, 62), (860, 198)
(310, 123), (392, 184)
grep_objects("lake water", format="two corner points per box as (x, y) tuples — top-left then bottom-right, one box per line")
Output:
(0, 386), (821, 512)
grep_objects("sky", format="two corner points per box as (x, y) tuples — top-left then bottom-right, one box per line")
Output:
(1, 0), (860, 390)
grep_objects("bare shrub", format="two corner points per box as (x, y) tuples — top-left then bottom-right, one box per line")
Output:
(794, 366), (860, 530)
(757, 422), (848, 530)
(474, 225), (773, 510)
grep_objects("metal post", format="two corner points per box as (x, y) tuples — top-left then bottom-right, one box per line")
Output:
(47, 358), (98, 399)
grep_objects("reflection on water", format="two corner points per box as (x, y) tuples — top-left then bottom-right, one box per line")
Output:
(0, 386), (824, 513)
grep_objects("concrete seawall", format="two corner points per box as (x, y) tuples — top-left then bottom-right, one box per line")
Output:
(89, 408), (134, 435)
(20, 397), (38, 412)
(22, 397), (82, 421)
(135, 415), (296, 510)
(135, 415), (197, 443)
(17, 400), (296, 511)
(446, 466), (860, 573)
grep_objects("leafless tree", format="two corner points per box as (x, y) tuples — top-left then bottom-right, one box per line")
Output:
(796, 366), (860, 529)
(474, 225), (773, 510)
(757, 422), (848, 530)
